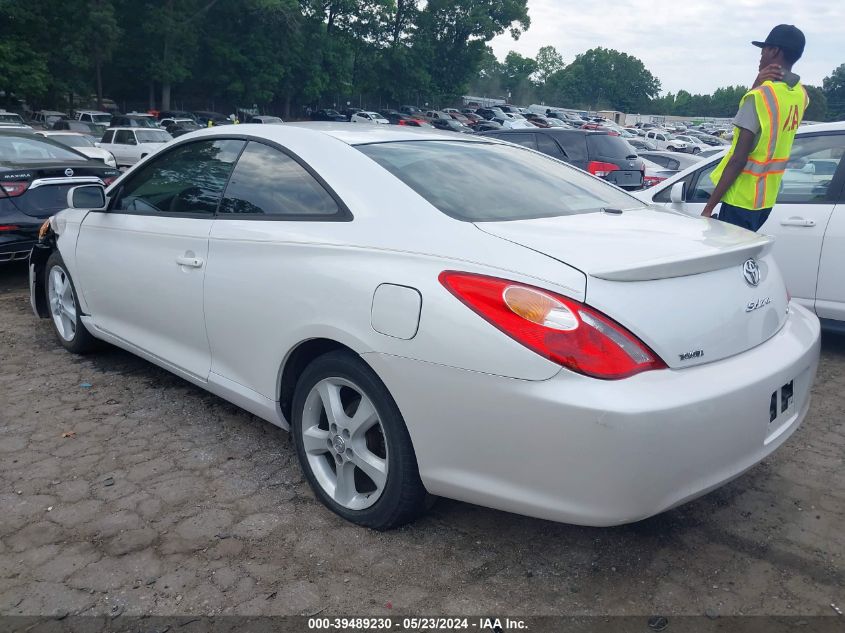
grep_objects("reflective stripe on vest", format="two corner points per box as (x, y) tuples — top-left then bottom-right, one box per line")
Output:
(709, 81), (807, 210)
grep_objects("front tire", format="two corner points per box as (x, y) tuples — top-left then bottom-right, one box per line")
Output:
(45, 253), (98, 354)
(291, 350), (427, 530)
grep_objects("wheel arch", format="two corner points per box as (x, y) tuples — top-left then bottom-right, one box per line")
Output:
(278, 338), (360, 423)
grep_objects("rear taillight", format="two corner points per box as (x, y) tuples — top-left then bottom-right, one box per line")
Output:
(0, 225), (20, 231)
(642, 176), (667, 188)
(439, 271), (666, 380)
(1, 181), (30, 197)
(587, 161), (619, 178)
(101, 176), (117, 187)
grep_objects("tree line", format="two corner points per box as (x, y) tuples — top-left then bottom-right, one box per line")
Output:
(1, 0), (843, 122)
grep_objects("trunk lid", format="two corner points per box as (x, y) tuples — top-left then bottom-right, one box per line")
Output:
(0, 161), (119, 218)
(476, 208), (789, 368)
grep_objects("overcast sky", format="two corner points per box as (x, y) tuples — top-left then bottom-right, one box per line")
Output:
(489, 0), (842, 95)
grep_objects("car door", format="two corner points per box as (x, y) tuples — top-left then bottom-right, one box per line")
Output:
(75, 138), (245, 380)
(651, 130), (845, 311)
(110, 129), (136, 165)
(810, 137), (845, 322)
(204, 140), (349, 398)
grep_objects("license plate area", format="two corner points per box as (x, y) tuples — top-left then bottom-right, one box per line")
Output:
(766, 378), (797, 442)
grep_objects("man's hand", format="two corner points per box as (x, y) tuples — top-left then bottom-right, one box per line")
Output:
(753, 64), (784, 88)
(701, 203), (716, 218)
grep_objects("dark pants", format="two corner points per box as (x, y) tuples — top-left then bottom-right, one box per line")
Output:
(717, 202), (772, 231)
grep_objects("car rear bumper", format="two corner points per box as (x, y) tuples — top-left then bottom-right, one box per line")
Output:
(364, 302), (821, 526)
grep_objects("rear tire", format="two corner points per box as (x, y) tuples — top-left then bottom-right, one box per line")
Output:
(291, 350), (427, 530)
(45, 253), (98, 354)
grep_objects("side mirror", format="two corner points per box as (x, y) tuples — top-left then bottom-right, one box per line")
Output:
(669, 181), (685, 203)
(68, 184), (106, 210)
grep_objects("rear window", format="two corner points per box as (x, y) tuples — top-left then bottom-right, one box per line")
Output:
(0, 135), (88, 162)
(586, 134), (636, 158)
(357, 140), (641, 222)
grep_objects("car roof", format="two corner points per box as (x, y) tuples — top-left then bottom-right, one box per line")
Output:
(77, 110), (109, 114)
(798, 121), (845, 133)
(184, 122), (486, 146)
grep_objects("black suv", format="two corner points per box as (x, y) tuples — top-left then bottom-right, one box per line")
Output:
(479, 128), (645, 190)
(0, 131), (119, 262)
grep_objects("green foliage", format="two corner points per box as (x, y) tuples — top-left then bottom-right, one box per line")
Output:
(822, 64), (845, 121)
(803, 85), (827, 122)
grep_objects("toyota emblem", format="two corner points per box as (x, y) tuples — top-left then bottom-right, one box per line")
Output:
(743, 259), (761, 287)
(64, 168), (74, 177)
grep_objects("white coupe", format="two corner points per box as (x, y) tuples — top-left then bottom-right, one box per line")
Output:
(29, 123), (821, 529)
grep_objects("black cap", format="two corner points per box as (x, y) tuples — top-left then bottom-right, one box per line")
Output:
(752, 24), (805, 58)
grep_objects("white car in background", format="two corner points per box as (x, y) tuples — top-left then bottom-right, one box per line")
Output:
(644, 129), (689, 152)
(29, 123), (820, 530)
(76, 110), (112, 127)
(351, 111), (389, 124)
(35, 131), (117, 167)
(634, 121), (845, 330)
(98, 127), (172, 167)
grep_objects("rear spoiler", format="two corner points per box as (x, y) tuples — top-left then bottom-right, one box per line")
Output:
(590, 234), (774, 281)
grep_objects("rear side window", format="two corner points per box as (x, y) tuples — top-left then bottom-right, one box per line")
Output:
(219, 141), (341, 218)
(535, 134), (567, 159)
(357, 140), (641, 222)
(586, 134), (635, 159)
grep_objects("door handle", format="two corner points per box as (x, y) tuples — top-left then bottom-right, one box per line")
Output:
(176, 255), (204, 268)
(779, 217), (816, 227)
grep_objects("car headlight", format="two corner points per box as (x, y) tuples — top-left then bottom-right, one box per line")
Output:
(105, 152), (117, 168)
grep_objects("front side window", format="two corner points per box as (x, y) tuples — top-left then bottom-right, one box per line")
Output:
(101, 130), (114, 144)
(113, 139), (244, 215)
(357, 140), (642, 222)
(219, 142), (340, 218)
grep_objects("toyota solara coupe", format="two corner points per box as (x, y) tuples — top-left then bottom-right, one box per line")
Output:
(29, 123), (821, 529)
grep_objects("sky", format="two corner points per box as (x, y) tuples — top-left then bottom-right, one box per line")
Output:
(489, 0), (843, 95)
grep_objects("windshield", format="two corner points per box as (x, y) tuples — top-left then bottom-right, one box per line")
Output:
(135, 130), (172, 143)
(51, 134), (96, 148)
(0, 135), (88, 162)
(357, 140), (640, 222)
(91, 114), (111, 123)
(0, 113), (25, 124)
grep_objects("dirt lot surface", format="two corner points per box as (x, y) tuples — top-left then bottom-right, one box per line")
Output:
(1, 259), (844, 619)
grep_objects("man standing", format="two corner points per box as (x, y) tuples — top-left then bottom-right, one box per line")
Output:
(702, 25), (808, 230)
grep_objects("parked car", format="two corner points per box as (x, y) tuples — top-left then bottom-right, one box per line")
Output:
(248, 116), (285, 125)
(431, 118), (474, 134)
(51, 119), (105, 135)
(109, 114), (159, 129)
(684, 130), (729, 147)
(28, 124), (820, 531)
(161, 118), (201, 137)
(636, 150), (702, 172)
(157, 111), (198, 124)
(424, 111), (453, 122)
(397, 119), (434, 128)
(634, 121), (845, 329)
(673, 134), (708, 154)
(75, 110), (112, 127)
(193, 111), (231, 127)
(0, 110), (29, 127)
(351, 112), (389, 125)
(29, 110), (68, 130)
(473, 120), (503, 132)
(643, 130), (689, 152)
(476, 107), (507, 121)
(399, 105), (423, 116)
(447, 113), (474, 126)
(640, 157), (677, 189)
(341, 108), (363, 121)
(310, 109), (347, 122)
(98, 127), (172, 167)
(35, 132), (117, 167)
(627, 138), (658, 152)
(480, 128), (645, 190)
(381, 111), (413, 125)
(0, 130), (118, 262)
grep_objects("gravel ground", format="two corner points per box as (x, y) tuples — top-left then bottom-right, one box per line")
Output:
(1, 259), (843, 618)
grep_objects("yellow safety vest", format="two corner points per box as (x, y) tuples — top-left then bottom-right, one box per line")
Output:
(710, 80), (807, 210)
